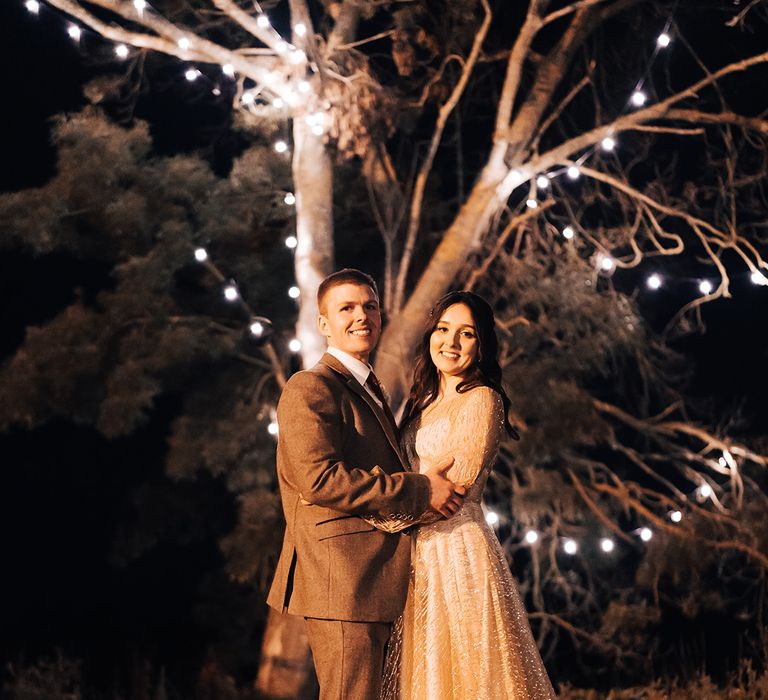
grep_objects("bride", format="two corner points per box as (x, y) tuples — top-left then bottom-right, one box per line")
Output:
(371, 291), (556, 700)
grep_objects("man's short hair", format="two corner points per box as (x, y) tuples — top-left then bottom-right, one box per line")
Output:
(317, 268), (379, 315)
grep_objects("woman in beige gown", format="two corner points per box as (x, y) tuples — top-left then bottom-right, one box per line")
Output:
(372, 291), (556, 700)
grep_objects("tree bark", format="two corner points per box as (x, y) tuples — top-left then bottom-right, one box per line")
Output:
(292, 118), (335, 369)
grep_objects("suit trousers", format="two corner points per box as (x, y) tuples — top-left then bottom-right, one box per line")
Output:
(305, 617), (391, 700)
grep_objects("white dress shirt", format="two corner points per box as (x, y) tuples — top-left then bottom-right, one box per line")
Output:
(326, 346), (383, 408)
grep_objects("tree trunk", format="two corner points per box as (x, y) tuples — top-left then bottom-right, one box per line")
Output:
(292, 118), (334, 368)
(376, 151), (508, 404)
(254, 608), (318, 699)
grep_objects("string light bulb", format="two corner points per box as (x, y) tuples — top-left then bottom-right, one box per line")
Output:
(698, 483), (713, 500)
(212, 87), (221, 96)
(526, 199), (538, 209)
(285, 235), (298, 249)
(185, 68), (200, 81)
(631, 90), (647, 107)
(178, 36), (191, 50)
(284, 192), (296, 205)
(267, 421), (279, 436)
(669, 510), (683, 523)
(601, 136), (616, 151)
(115, 44), (129, 59)
(562, 226), (575, 239)
(288, 286), (300, 299)
(657, 32), (671, 47)
(647, 273), (662, 290)
(133, 0), (147, 12)
(639, 527), (653, 542)
(272, 98), (284, 109)
(536, 175), (549, 189)
(563, 539), (578, 555)
(750, 270), (768, 286)
(241, 91), (255, 105)
(567, 165), (580, 180)
(222, 63), (235, 77)
(25, 0), (40, 14)
(599, 254), (616, 272)
(524, 530), (539, 544)
(257, 14), (270, 28)
(250, 321), (264, 336)
(274, 140), (288, 153)
(194, 247), (208, 262)
(288, 338), (302, 353)
(294, 23), (307, 37)
(223, 284), (239, 301)
(600, 538), (615, 553)
(67, 24), (82, 41)
(699, 280), (713, 295)
(290, 49), (307, 64)
(485, 510), (499, 526)
(298, 80), (310, 94)
(275, 40), (288, 54)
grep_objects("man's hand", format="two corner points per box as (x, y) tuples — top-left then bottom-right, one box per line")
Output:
(424, 457), (466, 518)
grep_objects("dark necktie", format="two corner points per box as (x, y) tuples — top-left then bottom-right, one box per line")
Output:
(366, 372), (398, 433)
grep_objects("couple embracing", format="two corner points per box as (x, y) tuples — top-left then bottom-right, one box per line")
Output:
(268, 269), (556, 699)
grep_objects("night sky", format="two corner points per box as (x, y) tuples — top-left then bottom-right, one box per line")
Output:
(1, 0), (767, 695)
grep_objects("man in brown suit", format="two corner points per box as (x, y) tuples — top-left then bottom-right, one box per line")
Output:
(267, 269), (464, 699)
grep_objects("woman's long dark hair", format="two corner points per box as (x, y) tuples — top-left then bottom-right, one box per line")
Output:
(400, 291), (520, 439)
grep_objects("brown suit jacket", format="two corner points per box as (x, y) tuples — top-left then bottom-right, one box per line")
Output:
(267, 353), (431, 622)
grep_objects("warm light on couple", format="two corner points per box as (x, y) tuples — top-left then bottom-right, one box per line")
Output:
(268, 268), (556, 700)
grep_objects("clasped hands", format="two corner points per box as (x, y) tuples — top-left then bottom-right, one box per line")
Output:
(424, 457), (465, 518)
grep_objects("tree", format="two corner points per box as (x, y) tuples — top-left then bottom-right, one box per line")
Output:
(6, 0), (768, 694)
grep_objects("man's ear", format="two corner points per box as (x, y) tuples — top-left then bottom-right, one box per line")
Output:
(317, 314), (329, 337)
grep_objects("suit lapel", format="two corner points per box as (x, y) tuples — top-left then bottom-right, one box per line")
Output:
(319, 353), (409, 471)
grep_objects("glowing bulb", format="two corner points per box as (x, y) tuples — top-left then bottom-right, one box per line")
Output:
(524, 530), (539, 544)
(647, 273), (662, 290)
(294, 23), (307, 37)
(25, 0), (40, 14)
(298, 80), (310, 94)
(284, 192), (296, 205)
(290, 49), (306, 64)
(275, 40), (288, 54)
(267, 421), (279, 436)
(600, 254), (616, 271)
(285, 235), (298, 249)
(288, 286), (300, 299)
(312, 124), (324, 136)
(526, 199), (538, 209)
(600, 538), (615, 553)
(567, 165), (580, 180)
(485, 511), (499, 526)
(274, 140), (288, 153)
(639, 527), (653, 542)
(257, 14), (270, 28)
(223, 285), (239, 301)
(698, 483), (713, 499)
(115, 44), (129, 59)
(185, 68), (199, 81)
(718, 456), (727, 467)
(222, 63), (235, 77)
(750, 270), (768, 286)
(212, 87), (221, 96)
(242, 91), (255, 105)
(250, 321), (264, 336)
(631, 90), (647, 107)
(562, 226), (575, 240)
(657, 32), (671, 48)
(194, 247), (208, 262)
(67, 24), (81, 41)
(288, 338), (302, 353)
(601, 136), (615, 151)
(563, 539), (578, 555)
(272, 98), (284, 109)
(536, 175), (549, 189)
(670, 510), (682, 523)
(699, 280), (713, 295)
(178, 37), (191, 51)
(133, 0), (147, 12)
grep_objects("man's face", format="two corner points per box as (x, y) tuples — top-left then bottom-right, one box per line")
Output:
(318, 283), (382, 363)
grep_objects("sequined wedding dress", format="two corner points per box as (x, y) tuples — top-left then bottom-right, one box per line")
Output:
(378, 387), (556, 700)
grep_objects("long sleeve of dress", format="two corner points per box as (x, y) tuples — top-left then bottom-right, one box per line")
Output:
(364, 387), (504, 533)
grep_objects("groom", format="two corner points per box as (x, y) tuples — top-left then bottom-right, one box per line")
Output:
(267, 268), (464, 699)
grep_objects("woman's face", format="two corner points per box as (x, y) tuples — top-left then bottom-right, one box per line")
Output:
(429, 303), (479, 381)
